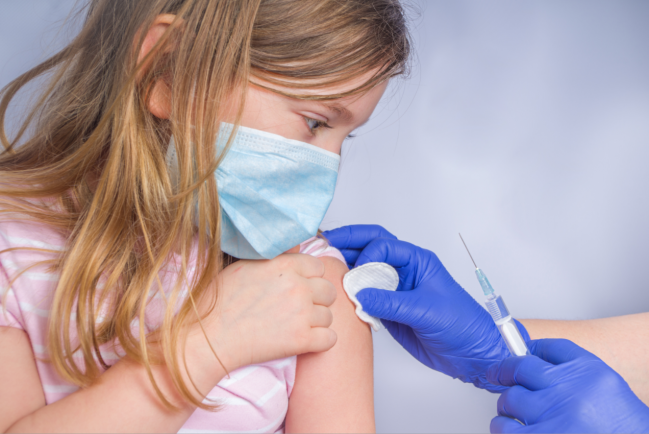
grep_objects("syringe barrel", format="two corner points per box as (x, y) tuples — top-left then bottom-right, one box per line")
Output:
(485, 293), (509, 321)
(485, 295), (530, 357)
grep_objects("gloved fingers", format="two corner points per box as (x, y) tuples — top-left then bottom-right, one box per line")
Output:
(322, 225), (397, 250)
(487, 356), (556, 391)
(490, 416), (526, 433)
(356, 287), (415, 325)
(382, 318), (418, 347)
(497, 386), (547, 425)
(354, 237), (418, 269)
(528, 338), (596, 365)
(354, 239), (453, 294)
(355, 238), (455, 287)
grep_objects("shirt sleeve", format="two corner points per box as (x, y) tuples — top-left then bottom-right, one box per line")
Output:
(0, 262), (24, 330)
(299, 236), (347, 264)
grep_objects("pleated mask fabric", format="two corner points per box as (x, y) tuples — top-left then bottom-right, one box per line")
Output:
(166, 123), (340, 259)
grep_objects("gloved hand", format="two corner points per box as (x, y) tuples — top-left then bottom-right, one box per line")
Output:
(487, 339), (649, 433)
(323, 225), (530, 392)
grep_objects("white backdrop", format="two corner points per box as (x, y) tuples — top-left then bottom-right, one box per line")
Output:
(2, 1), (649, 432)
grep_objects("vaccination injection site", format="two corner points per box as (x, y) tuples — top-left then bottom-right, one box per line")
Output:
(1, 1), (649, 433)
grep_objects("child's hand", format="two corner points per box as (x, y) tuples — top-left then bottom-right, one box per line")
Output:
(186, 253), (337, 375)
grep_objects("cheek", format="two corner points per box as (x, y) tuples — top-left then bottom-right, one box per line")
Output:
(309, 136), (347, 155)
(327, 140), (344, 156)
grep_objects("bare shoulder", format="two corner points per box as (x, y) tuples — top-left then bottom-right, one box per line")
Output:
(318, 256), (367, 330)
(285, 255), (375, 433)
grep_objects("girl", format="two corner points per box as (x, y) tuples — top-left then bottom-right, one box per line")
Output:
(0, 0), (410, 432)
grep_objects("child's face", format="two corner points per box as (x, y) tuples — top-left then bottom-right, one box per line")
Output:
(141, 16), (388, 155)
(227, 72), (389, 155)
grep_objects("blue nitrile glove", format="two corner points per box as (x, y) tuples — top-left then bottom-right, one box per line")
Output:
(323, 225), (530, 392)
(487, 339), (649, 433)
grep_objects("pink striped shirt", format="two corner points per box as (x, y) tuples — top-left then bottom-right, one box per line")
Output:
(0, 213), (345, 433)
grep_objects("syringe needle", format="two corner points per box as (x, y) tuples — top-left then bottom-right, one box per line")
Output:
(458, 234), (530, 357)
(459, 233), (478, 269)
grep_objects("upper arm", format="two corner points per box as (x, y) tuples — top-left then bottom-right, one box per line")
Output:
(521, 313), (649, 404)
(285, 256), (375, 433)
(0, 326), (46, 432)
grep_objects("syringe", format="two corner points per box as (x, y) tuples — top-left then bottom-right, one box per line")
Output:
(459, 234), (530, 357)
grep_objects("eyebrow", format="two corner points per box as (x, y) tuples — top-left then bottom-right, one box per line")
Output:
(318, 102), (354, 123)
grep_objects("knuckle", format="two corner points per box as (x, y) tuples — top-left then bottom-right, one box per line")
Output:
(496, 393), (508, 415)
(497, 386), (519, 416)
(593, 365), (623, 390)
(312, 256), (326, 277)
(327, 329), (338, 348)
(324, 280), (337, 303)
(324, 329), (338, 349)
(323, 307), (334, 327)
(275, 255), (294, 270)
(296, 327), (312, 349)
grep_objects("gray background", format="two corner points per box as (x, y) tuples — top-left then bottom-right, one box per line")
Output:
(2, 1), (649, 432)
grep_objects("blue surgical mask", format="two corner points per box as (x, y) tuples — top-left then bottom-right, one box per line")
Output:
(166, 123), (340, 260)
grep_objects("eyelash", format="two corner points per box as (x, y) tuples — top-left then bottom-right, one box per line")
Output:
(304, 117), (332, 135)
(304, 117), (356, 139)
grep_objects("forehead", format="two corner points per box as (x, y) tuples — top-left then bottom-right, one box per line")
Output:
(315, 79), (389, 121)
(253, 65), (386, 98)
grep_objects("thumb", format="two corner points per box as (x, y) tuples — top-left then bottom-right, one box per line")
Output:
(486, 356), (556, 391)
(356, 287), (411, 324)
(529, 338), (597, 365)
(490, 416), (525, 433)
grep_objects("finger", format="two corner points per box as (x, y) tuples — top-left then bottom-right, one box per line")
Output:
(382, 319), (419, 349)
(497, 386), (547, 425)
(309, 277), (337, 307)
(354, 239), (452, 292)
(356, 287), (416, 325)
(309, 305), (334, 328)
(355, 237), (418, 269)
(278, 253), (325, 278)
(490, 416), (525, 433)
(322, 225), (397, 251)
(307, 327), (337, 353)
(487, 356), (556, 391)
(529, 338), (596, 365)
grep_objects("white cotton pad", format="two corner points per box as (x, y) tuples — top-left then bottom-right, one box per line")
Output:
(343, 262), (399, 332)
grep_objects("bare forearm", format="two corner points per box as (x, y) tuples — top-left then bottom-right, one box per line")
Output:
(520, 312), (649, 403)
(7, 357), (225, 433)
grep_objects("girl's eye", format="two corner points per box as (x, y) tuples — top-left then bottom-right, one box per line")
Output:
(304, 117), (332, 135)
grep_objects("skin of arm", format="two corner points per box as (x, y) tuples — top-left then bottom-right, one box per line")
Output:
(285, 256), (375, 434)
(520, 313), (649, 404)
(0, 251), (337, 433)
(0, 326), (227, 433)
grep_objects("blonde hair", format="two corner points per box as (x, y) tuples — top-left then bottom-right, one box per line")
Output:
(0, 0), (411, 409)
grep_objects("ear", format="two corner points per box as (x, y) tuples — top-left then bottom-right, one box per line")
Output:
(137, 14), (178, 120)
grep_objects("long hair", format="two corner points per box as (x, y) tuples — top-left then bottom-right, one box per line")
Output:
(0, 0), (411, 409)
